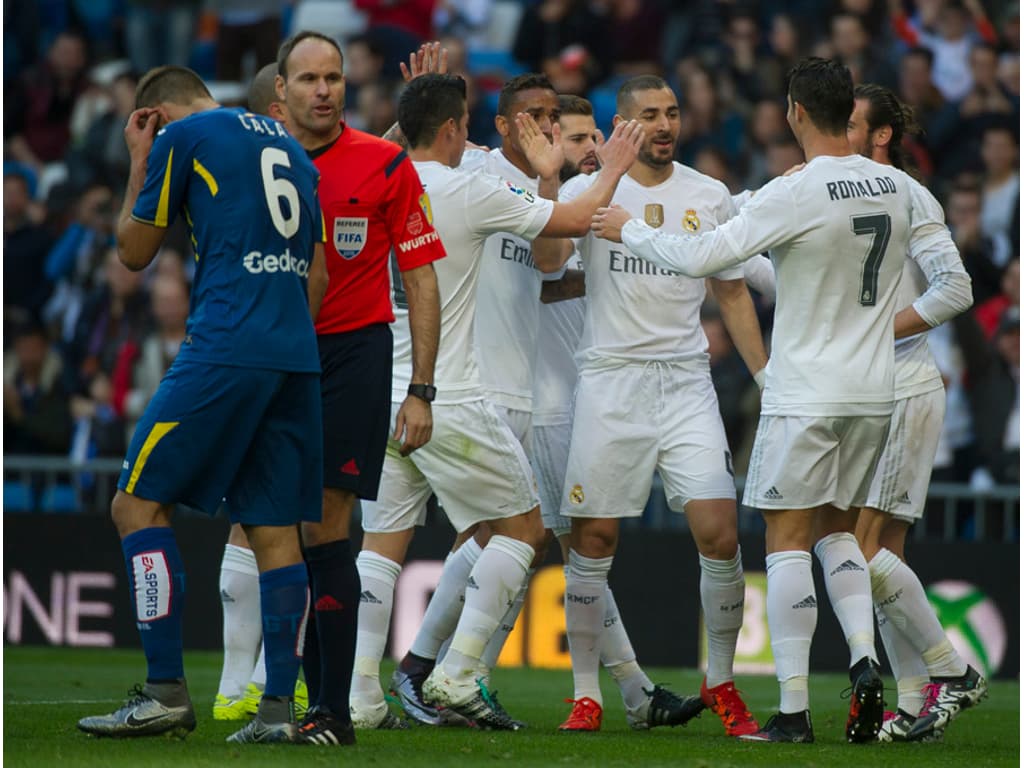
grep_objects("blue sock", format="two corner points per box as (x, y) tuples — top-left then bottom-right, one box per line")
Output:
(121, 527), (186, 681)
(260, 563), (309, 698)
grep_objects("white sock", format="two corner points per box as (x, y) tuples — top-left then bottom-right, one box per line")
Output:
(217, 544), (261, 699)
(351, 550), (402, 711)
(565, 550), (613, 705)
(599, 582), (652, 712)
(250, 644), (266, 689)
(409, 537), (483, 660)
(875, 603), (928, 715)
(699, 549), (745, 688)
(766, 550), (816, 714)
(441, 536), (534, 685)
(869, 548), (966, 678)
(478, 568), (534, 675)
(814, 532), (877, 666)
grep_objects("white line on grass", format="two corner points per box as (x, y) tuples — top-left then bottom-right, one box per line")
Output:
(5, 699), (123, 705)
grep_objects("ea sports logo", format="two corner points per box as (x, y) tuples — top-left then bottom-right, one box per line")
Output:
(926, 579), (1006, 678)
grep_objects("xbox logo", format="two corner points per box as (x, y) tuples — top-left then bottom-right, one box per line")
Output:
(926, 579), (1006, 678)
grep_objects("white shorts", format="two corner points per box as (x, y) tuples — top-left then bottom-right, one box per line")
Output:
(561, 362), (736, 519)
(864, 388), (944, 522)
(743, 414), (892, 511)
(532, 422), (573, 536)
(491, 403), (532, 455)
(360, 399), (539, 534)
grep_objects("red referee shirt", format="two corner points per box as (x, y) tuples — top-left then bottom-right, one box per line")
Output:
(311, 124), (445, 335)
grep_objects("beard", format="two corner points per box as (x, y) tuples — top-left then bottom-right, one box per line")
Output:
(638, 145), (674, 168)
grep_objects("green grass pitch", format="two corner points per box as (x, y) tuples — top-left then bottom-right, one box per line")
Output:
(3, 646), (1018, 767)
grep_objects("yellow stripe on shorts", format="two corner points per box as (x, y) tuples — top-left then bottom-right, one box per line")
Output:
(125, 421), (180, 494)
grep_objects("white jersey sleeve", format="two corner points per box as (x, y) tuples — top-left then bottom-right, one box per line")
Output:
(467, 171), (554, 240)
(621, 174), (801, 278)
(904, 176), (974, 327)
(741, 255), (777, 299)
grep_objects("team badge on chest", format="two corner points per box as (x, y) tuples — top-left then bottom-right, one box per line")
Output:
(334, 217), (368, 259)
(644, 203), (664, 228)
(683, 209), (700, 232)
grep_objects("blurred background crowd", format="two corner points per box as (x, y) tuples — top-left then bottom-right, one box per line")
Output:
(3, 0), (1019, 506)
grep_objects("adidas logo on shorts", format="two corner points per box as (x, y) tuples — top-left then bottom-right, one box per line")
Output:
(764, 486), (783, 500)
(360, 590), (382, 604)
(792, 595), (817, 609)
(467, 576), (479, 590)
(897, 491), (912, 504)
(829, 559), (865, 576)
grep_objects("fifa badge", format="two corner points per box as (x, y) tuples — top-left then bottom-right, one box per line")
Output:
(683, 209), (700, 232)
(569, 484), (585, 505)
(644, 203), (664, 228)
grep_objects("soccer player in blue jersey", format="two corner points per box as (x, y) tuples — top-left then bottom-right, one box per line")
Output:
(76, 65), (327, 745)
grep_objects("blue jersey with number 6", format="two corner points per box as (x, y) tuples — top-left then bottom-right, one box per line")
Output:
(133, 107), (323, 373)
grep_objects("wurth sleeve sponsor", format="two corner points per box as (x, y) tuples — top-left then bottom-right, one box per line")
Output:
(388, 154), (446, 272)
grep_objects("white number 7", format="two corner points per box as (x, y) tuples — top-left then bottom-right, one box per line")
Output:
(260, 147), (300, 239)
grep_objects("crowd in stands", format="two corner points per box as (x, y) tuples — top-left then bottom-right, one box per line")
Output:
(3, 0), (1019, 497)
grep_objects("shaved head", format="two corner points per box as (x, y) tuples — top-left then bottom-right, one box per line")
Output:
(248, 63), (280, 117)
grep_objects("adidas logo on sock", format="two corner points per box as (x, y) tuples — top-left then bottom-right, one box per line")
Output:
(360, 590), (382, 604)
(466, 576), (479, 590)
(220, 589), (235, 603)
(829, 559), (864, 576)
(315, 595), (344, 612)
(897, 491), (911, 504)
(792, 595), (817, 609)
(764, 486), (783, 500)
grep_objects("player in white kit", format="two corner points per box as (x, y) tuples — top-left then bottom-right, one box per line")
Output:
(347, 73), (645, 730)
(846, 83), (984, 743)
(554, 76), (768, 736)
(593, 58), (920, 744)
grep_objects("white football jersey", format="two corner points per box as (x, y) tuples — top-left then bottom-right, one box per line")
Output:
(389, 159), (554, 404)
(622, 154), (918, 416)
(894, 177), (974, 399)
(533, 252), (585, 426)
(469, 148), (546, 411)
(566, 163), (743, 368)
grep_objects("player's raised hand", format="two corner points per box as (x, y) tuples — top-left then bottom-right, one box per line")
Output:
(591, 204), (633, 243)
(516, 112), (564, 180)
(124, 108), (159, 161)
(393, 395), (433, 456)
(400, 41), (448, 82)
(596, 119), (643, 176)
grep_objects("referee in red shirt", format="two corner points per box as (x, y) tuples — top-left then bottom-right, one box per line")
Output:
(276, 30), (444, 744)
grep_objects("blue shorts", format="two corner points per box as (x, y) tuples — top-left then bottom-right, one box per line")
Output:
(118, 359), (323, 526)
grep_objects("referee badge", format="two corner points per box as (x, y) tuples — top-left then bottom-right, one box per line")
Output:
(334, 217), (367, 259)
(569, 484), (585, 505)
(683, 209), (700, 232)
(644, 204), (664, 228)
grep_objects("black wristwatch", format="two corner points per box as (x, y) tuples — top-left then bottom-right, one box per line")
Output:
(408, 383), (437, 403)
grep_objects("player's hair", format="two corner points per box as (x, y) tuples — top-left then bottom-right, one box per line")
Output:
(277, 30), (343, 79)
(496, 73), (555, 118)
(398, 73), (467, 149)
(558, 94), (593, 118)
(135, 66), (211, 109)
(853, 83), (920, 172)
(786, 57), (853, 136)
(616, 75), (671, 115)
(248, 63), (280, 117)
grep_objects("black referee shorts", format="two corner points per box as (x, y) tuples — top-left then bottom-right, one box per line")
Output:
(318, 323), (393, 499)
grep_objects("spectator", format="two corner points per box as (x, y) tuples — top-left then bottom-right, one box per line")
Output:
(512, 0), (612, 95)
(974, 258), (1019, 340)
(897, 46), (959, 176)
(959, 42), (1016, 123)
(123, 0), (198, 74)
(4, 168), (54, 324)
(124, 274), (189, 433)
(354, 0), (436, 78)
(978, 122), (1020, 262)
(4, 320), (72, 456)
(66, 70), (138, 191)
(997, 51), (1019, 100)
(723, 9), (778, 107)
(4, 31), (89, 171)
(42, 182), (117, 345)
(743, 97), (789, 188)
(890, 0), (998, 102)
(66, 247), (152, 414)
(342, 34), (388, 113)
(674, 65), (746, 168)
(947, 180), (1004, 303)
(210, 0), (282, 82)
(606, 0), (666, 80)
(433, 0), (492, 49)
(694, 145), (741, 193)
(353, 81), (399, 136)
(764, 135), (805, 181)
(829, 10), (898, 87)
